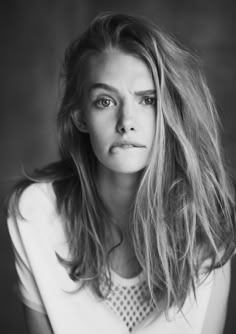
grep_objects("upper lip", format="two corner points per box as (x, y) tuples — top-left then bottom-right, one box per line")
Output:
(111, 140), (145, 148)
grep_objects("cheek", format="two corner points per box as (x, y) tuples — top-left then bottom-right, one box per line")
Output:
(86, 120), (110, 155)
(143, 113), (156, 143)
(86, 112), (114, 140)
(88, 121), (105, 140)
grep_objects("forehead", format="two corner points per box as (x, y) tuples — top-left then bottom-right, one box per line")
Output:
(86, 48), (154, 91)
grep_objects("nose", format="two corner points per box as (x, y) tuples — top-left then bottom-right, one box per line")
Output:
(116, 101), (136, 134)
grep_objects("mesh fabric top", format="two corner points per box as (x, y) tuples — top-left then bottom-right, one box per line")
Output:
(100, 270), (155, 332)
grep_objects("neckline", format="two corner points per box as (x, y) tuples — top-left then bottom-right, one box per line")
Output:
(109, 268), (145, 286)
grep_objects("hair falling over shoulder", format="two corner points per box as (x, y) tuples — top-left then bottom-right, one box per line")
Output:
(9, 13), (236, 313)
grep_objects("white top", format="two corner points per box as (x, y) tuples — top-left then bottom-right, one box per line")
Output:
(7, 182), (230, 334)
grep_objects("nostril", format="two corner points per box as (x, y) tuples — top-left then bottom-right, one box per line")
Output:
(119, 126), (135, 133)
(116, 118), (136, 133)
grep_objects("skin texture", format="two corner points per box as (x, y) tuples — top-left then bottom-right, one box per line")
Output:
(81, 47), (156, 175)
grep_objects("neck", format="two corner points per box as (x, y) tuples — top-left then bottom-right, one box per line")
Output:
(96, 165), (143, 277)
(97, 165), (141, 227)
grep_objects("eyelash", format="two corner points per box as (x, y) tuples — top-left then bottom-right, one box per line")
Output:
(94, 96), (156, 109)
(94, 98), (115, 108)
(141, 96), (156, 105)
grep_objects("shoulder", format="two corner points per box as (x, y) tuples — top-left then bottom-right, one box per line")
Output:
(8, 181), (61, 242)
(18, 182), (56, 216)
(8, 181), (68, 259)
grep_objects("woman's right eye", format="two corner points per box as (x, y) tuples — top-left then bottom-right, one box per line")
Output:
(94, 98), (115, 109)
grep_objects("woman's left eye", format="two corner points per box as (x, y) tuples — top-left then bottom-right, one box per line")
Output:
(141, 97), (156, 106)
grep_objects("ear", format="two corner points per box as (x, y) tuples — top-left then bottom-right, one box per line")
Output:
(71, 109), (88, 133)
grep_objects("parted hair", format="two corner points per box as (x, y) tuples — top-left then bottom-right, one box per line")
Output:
(10, 13), (235, 312)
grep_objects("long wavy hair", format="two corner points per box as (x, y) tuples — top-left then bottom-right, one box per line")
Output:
(10, 13), (235, 311)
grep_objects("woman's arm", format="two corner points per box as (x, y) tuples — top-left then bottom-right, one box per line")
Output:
(23, 305), (53, 334)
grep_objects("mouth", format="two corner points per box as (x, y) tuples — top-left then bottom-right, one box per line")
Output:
(111, 141), (145, 151)
(119, 144), (136, 148)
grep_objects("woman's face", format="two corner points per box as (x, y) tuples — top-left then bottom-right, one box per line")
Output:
(82, 48), (156, 175)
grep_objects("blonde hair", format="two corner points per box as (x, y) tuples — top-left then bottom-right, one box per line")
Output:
(11, 13), (235, 312)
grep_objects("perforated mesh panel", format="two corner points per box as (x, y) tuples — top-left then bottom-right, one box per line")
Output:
(100, 272), (155, 332)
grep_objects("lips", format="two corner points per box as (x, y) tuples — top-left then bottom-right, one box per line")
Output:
(111, 141), (145, 151)
(112, 142), (145, 148)
(117, 144), (136, 148)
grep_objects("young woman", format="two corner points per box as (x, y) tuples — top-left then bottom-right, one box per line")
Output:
(7, 13), (235, 334)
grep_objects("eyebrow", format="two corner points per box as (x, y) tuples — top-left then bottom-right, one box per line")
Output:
(89, 83), (156, 96)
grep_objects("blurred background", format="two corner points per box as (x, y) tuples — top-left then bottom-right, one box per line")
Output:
(1, 0), (235, 332)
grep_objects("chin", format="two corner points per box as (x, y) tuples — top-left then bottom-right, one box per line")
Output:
(107, 162), (146, 174)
